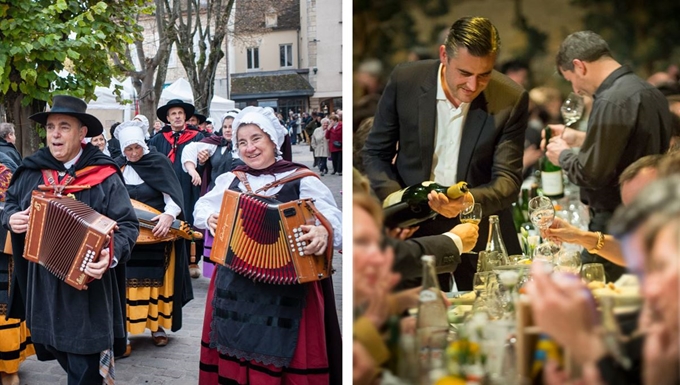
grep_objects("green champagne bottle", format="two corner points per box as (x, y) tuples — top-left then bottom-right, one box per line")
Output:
(382, 181), (469, 228)
(541, 127), (564, 199)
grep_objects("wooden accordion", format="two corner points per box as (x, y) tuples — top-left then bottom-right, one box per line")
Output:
(24, 191), (116, 290)
(211, 189), (334, 284)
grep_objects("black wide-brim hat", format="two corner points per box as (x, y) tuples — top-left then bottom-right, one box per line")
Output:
(29, 95), (103, 137)
(192, 113), (207, 124)
(157, 99), (195, 124)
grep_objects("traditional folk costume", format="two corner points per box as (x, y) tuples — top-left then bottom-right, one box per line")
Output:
(3, 144), (138, 382)
(193, 107), (343, 385)
(149, 99), (205, 277)
(181, 110), (244, 278)
(0, 163), (34, 384)
(114, 121), (193, 340)
(1, 96), (139, 384)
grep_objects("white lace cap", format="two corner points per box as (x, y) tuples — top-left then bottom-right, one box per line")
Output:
(114, 120), (149, 155)
(233, 106), (287, 148)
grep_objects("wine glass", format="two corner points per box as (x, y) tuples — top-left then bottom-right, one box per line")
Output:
(554, 249), (582, 274)
(459, 203), (482, 256)
(528, 196), (555, 230)
(473, 271), (494, 296)
(528, 196), (561, 258)
(581, 263), (606, 284)
(460, 203), (482, 225)
(560, 92), (585, 127)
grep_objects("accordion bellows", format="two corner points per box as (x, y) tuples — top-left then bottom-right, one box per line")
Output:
(24, 191), (116, 290)
(211, 190), (333, 284)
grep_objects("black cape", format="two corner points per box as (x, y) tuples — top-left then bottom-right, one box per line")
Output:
(115, 149), (194, 331)
(147, 125), (204, 225)
(2, 143), (139, 358)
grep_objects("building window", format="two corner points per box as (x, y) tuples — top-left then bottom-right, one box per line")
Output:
(279, 44), (293, 68)
(247, 47), (259, 70)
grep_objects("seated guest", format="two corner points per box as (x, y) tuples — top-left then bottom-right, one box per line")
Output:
(543, 154), (663, 271)
(528, 175), (680, 385)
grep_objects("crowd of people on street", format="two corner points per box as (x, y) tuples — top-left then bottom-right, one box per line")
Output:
(0, 95), (343, 384)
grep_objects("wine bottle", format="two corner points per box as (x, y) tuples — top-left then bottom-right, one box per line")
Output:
(416, 255), (450, 384)
(512, 201), (524, 233)
(477, 215), (508, 272)
(541, 127), (564, 199)
(383, 181), (469, 228)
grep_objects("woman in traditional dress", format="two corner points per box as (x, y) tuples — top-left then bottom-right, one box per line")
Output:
(182, 109), (244, 278)
(113, 121), (193, 356)
(0, 161), (34, 385)
(87, 133), (111, 156)
(193, 106), (342, 384)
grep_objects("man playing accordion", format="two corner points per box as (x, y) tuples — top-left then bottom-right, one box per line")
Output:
(1, 95), (139, 385)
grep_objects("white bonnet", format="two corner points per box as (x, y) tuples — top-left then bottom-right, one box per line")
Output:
(221, 109), (241, 125)
(133, 114), (149, 131)
(233, 106), (287, 148)
(114, 120), (149, 155)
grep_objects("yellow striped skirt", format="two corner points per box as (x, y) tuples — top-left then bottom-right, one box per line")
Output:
(126, 246), (175, 335)
(0, 317), (35, 373)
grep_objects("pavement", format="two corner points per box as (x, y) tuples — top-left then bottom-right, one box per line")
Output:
(16, 143), (344, 384)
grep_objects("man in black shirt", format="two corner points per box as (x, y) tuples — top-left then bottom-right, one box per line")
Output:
(545, 31), (672, 282)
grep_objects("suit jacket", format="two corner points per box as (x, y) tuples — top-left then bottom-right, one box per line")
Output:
(389, 234), (462, 281)
(363, 60), (528, 289)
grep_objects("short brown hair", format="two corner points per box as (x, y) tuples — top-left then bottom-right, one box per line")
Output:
(658, 151), (680, 177)
(444, 16), (500, 59)
(619, 154), (665, 185)
(353, 168), (383, 225)
(556, 31), (612, 72)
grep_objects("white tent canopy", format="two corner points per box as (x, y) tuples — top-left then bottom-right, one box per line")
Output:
(160, 77), (235, 119)
(87, 79), (134, 137)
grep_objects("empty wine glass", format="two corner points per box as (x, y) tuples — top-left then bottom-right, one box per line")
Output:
(561, 92), (585, 127)
(473, 271), (495, 296)
(533, 242), (558, 265)
(554, 249), (582, 274)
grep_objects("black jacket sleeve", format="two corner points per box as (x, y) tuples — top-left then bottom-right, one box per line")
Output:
(389, 234), (461, 281)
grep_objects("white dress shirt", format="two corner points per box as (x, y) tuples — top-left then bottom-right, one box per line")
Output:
(432, 63), (470, 185)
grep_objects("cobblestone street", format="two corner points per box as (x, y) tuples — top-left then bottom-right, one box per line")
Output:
(17, 144), (344, 384)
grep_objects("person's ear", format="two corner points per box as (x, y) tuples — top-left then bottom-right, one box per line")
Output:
(439, 45), (448, 65)
(573, 59), (587, 77)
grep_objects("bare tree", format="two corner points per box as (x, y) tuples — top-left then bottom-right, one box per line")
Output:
(112, 2), (178, 130)
(159, 0), (235, 116)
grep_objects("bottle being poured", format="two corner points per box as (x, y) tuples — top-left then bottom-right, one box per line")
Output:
(383, 181), (470, 229)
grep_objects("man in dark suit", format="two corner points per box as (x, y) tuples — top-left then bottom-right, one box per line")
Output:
(362, 16), (528, 290)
